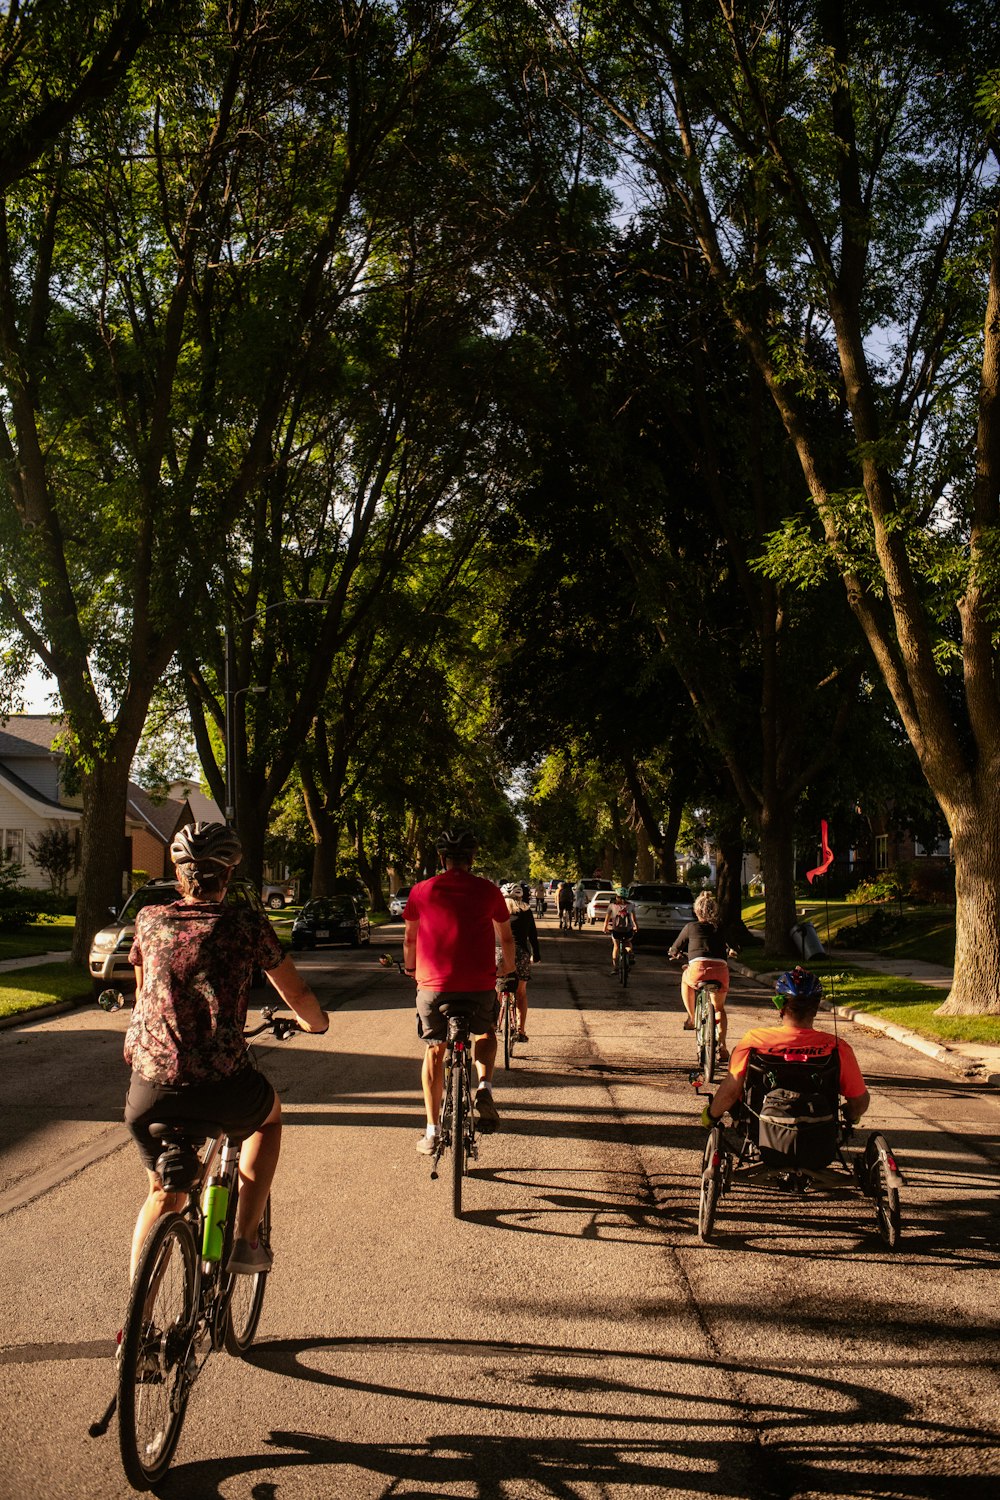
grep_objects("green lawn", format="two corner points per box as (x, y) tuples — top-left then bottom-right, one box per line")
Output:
(0, 961), (92, 1019)
(0, 914), (75, 961)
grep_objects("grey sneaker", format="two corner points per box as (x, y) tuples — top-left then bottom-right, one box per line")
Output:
(416, 1133), (439, 1155)
(475, 1087), (500, 1131)
(226, 1236), (273, 1275)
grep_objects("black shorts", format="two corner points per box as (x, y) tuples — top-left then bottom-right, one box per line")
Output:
(415, 989), (498, 1045)
(124, 1063), (275, 1172)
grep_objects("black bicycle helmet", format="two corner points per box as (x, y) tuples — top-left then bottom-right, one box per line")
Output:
(170, 821), (243, 869)
(435, 828), (477, 858)
(773, 966), (823, 1004)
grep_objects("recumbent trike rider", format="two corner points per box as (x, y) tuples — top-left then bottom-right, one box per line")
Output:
(696, 966), (904, 1247)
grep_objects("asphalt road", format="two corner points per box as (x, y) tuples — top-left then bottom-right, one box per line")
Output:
(0, 913), (998, 1500)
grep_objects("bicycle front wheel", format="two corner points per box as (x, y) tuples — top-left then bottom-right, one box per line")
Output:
(451, 1061), (466, 1217)
(118, 1213), (199, 1490)
(502, 996), (513, 1069)
(869, 1135), (902, 1249)
(619, 946), (629, 988)
(698, 1129), (723, 1241)
(224, 1194), (271, 1355)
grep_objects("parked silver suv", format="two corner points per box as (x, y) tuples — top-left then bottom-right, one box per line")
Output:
(88, 877), (270, 995)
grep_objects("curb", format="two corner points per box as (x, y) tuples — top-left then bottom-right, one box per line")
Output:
(0, 996), (90, 1031)
(729, 962), (1000, 1089)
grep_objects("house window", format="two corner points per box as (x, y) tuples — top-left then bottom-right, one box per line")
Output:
(875, 835), (888, 871)
(2, 828), (25, 865)
(914, 837), (950, 858)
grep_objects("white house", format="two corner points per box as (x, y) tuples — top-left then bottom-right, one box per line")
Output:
(0, 717), (218, 895)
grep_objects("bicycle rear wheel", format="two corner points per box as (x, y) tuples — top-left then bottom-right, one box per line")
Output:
(118, 1213), (198, 1490)
(696, 991), (717, 1083)
(698, 1129), (723, 1241)
(501, 995), (513, 1069)
(869, 1135), (902, 1249)
(451, 1060), (465, 1217)
(224, 1194), (271, 1355)
(618, 945), (629, 987)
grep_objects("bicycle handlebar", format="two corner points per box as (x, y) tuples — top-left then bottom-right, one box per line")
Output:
(247, 1007), (301, 1040)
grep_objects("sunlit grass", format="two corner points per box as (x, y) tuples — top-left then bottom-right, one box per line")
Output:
(0, 962), (91, 1019)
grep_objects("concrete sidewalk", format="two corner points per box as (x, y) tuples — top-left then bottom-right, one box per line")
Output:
(731, 947), (1000, 1089)
(0, 951), (72, 973)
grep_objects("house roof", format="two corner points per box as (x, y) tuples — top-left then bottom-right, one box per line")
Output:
(127, 784), (187, 844)
(0, 759), (79, 821)
(0, 715), (64, 758)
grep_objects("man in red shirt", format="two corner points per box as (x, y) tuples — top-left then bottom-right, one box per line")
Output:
(403, 828), (517, 1153)
(703, 967), (870, 1126)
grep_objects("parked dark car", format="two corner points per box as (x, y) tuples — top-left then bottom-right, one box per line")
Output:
(290, 896), (371, 950)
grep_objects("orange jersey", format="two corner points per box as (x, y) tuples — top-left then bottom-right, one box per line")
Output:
(728, 1024), (867, 1099)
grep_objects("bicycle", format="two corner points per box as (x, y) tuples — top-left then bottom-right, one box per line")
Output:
(496, 973), (519, 1069)
(89, 1002), (302, 1490)
(609, 927), (634, 987)
(573, 903), (586, 930)
(691, 974), (723, 1086)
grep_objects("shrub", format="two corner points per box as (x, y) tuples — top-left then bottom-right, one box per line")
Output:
(845, 873), (903, 904)
(896, 860), (955, 904)
(27, 827), (78, 897)
(0, 854), (42, 931)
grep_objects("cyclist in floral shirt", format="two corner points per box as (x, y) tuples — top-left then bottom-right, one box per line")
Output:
(123, 822), (328, 1281)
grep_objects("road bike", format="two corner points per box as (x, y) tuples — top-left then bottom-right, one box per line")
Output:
(378, 955), (509, 1216)
(496, 973), (519, 1069)
(610, 928), (634, 987)
(89, 1002), (302, 1490)
(573, 903), (586, 930)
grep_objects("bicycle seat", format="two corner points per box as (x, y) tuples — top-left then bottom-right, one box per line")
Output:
(148, 1119), (226, 1143)
(698, 980), (724, 993)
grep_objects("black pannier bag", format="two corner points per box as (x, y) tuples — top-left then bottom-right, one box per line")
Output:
(757, 1086), (838, 1167)
(746, 1048), (841, 1169)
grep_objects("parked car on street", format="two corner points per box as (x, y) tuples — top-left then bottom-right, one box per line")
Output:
(577, 877), (613, 894)
(626, 882), (695, 939)
(262, 881), (296, 909)
(388, 885), (413, 918)
(88, 877), (270, 995)
(290, 896), (371, 950)
(586, 889), (618, 925)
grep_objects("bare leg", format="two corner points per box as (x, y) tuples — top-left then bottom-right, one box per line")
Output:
(473, 1030), (497, 1085)
(130, 1172), (186, 1282)
(681, 977), (696, 1023)
(235, 1093), (282, 1241)
(715, 1002), (728, 1049)
(422, 1042), (446, 1126)
(516, 980), (528, 1033)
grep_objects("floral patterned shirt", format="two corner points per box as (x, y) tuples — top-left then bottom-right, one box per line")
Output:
(126, 900), (284, 1085)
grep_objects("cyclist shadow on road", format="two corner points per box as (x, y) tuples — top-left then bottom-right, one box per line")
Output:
(165, 1332), (1000, 1500)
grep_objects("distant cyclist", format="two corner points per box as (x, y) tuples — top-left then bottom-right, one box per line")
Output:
(603, 887), (638, 970)
(403, 829), (517, 1153)
(572, 880), (588, 926)
(557, 881), (574, 930)
(669, 892), (732, 1061)
(498, 881), (541, 1042)
(123, 822), (329, 1283)
(532, 880), (546, 915)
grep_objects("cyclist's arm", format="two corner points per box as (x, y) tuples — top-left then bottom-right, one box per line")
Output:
(844, 1088), (870, 1122)
(705, 1067), (743, 1121)
(495, 917), (516, 975)
(264, 956), (329, 1032)
(403, 919), (418, 978)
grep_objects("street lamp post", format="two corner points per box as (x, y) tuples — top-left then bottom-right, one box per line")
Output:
(223, 598), (326, 831)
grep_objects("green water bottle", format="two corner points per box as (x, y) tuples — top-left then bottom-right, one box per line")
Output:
(201, 1182), (230, 1262)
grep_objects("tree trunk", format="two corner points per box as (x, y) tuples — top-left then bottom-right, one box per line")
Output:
(935, 796), (1000, 1015)
(71, 754), (135, 965)
(715, 813), (757, 949)
(759, 805), (797, 958)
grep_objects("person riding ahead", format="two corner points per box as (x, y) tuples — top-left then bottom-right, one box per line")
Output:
(669, 892), (733, 1061)
(603, 887), (638, 970)
(572, 880), (588, 922)
(701, 966), (870, 1128)
(123, 821), (329, 1283)
(498, 881), (541, 1042)
(403, 829), (517, 1153)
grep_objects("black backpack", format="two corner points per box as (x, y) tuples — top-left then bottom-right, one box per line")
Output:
(744, 1048), (841, 1169)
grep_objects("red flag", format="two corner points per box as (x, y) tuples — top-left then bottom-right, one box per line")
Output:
(806, 820), (834, 883)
